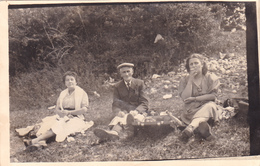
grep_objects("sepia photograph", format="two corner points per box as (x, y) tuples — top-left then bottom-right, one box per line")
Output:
(2, 0), (259, 164)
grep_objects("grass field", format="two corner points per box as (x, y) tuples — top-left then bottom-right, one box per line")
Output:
(10, 55), (250, 162)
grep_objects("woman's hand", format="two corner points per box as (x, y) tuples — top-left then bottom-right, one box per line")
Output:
(58, 109), (70, 117)
(188, 70), (197, 81)
(63, 110), (71, 116)
(184, 97), (196, 104)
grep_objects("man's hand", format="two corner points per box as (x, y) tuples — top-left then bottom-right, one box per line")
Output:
(117, 111), (126, 118)
(141, 112), (148, 117)
(129, 110), (138, 116)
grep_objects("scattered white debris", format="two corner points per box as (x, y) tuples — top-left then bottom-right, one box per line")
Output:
(219, 67), (226, 74)
(231, 28), (236, 32)
(163, 94), (172, 99)
(163, 80), (171, 84)
(160, 111), (168, 116)
(93, 91), (100, 97)
(150, 88), (157, 94)
(154, 34), (164, 43)
(229, 53), (235, 58)
(208, 60), (220, 71)
(48, 105), (56, 110)
(241, 25), (246, 31)
(225, 70), (231, 74)
(109, 77), (114, 83)
(67, 136), (75, 142)
(219, 52), (226, 59)
(13, 158), (19, 162)
(152, 74), (161, 79)
(172, 85), (177, 89)
(167, 71), (175, 77)
(150, 111), (156, 116)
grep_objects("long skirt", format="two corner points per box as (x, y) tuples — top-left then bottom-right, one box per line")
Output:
(181, 101), (222, 125)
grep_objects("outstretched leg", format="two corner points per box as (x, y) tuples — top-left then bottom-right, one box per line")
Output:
(31, 129), (55, 145)
(179, 117), (209, 143)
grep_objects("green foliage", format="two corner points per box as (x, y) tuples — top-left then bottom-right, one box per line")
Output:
(206, 30), (246, 55)
(208, 3), (246, 31)
(9, 3), (246, 110)
(9, 3), (220, 77)
(221, 3), (246, 31)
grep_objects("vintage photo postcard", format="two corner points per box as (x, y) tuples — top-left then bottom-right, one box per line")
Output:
(1, 0), (260, 166)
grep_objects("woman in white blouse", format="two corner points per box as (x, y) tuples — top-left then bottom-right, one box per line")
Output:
(22, 71), (93, 149)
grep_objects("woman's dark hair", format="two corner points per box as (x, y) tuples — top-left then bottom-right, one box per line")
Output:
(185, 53), (208, 75)
(63, 71), (78, 83)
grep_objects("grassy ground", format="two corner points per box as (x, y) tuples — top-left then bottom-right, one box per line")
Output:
(10, 64), (250, 162)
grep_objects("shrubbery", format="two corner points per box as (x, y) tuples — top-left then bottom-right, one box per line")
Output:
(9, 3), (246, 110)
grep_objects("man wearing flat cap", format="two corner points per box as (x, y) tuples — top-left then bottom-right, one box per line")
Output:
(94, 63), (149, 141)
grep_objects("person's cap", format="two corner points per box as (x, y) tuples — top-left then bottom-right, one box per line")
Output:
(117, 63), (134, 70)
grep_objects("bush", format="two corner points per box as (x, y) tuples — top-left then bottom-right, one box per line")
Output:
(206, 30), (246, 55)
(9, 3), (220, 77)
(9, 3), (245, 110)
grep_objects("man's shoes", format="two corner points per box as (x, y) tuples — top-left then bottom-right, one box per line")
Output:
(198, 122), (216, 141)
(23, 139), (32, 147)
(93, 128), (119, 141)
(23, 139), (44, 152)
(178, 125), (193, 143)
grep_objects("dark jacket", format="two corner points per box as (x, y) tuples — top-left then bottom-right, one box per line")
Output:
(112, 78), (149, 113)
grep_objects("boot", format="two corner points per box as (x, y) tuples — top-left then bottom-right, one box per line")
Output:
(178, 125), (193, 143)
(94, 127), (119, 141)
(198, 122), (216, 141)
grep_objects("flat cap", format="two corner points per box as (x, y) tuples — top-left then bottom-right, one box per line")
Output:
(117, 63), (134, 69)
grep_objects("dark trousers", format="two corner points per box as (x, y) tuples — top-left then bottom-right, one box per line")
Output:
(112, 99), (137, 114)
